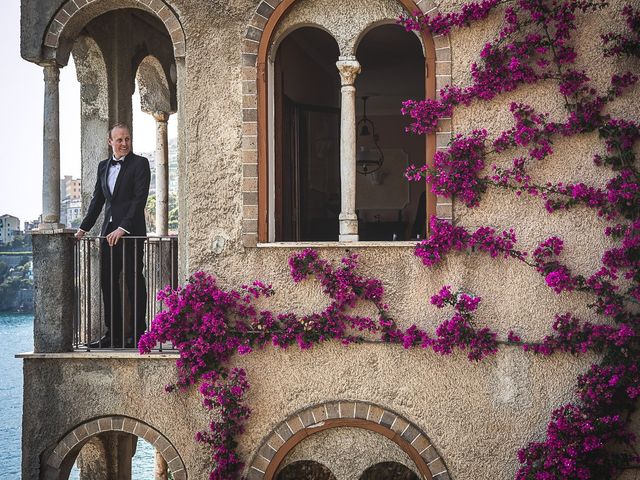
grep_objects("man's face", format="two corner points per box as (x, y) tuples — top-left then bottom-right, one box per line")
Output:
(108, 127), (132, 159)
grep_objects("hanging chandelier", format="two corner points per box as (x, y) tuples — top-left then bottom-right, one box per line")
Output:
(356, 96), (384, 175)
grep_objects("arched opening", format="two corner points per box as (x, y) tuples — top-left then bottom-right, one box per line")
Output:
(272, 27), (341, 241)
(69, 434), (165, 479)
(253, 0), (439, 244)
(133, 54), (179, 236)
(248, 401), (450, 480)
(275, 460), (337, 480)
(359, 461), (420, 480)
(42, 416), (186, 480)
(58, 52), (82, 230)
(46, 4), (183, 350)
(355, 24), (426, 241)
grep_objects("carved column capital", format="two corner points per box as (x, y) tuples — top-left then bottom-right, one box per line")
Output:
(42, 62), (60, 84)
(336, 56), (361, 86)
(152, 111), (170, 123)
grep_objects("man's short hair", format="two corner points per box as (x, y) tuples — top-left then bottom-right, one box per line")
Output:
(109, 122), (131, 138)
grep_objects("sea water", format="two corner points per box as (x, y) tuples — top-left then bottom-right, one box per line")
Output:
(0, 313), (155, 479)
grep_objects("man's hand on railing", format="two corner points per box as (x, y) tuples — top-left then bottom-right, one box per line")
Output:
(106, 228), (126, 246)
(75, 229), (86, 240)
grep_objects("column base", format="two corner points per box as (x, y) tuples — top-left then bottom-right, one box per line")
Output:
(37, 222), (67, 231)
(339, 213), (358, 240)
(339, 234), (359, 242)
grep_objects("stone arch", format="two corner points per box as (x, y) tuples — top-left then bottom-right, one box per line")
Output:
(269, 23), (338, 60)
(239, 0), (452, 246)
(41, 415), (187, 480)
(246, 401), (451, 480)
(43, 0), (185, 63)
(352, 18), (423, 55)
(135, 54), (174, 115)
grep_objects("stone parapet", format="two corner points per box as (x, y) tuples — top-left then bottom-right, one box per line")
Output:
(32, 231), (75, 353)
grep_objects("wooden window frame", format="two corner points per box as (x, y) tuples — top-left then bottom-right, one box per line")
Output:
(255, 0), (439, 243)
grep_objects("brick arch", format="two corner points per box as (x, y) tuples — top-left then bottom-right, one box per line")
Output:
(246, 401), (451, 480)
(41, 415), (187, 480)
(43, 0), (185, 59)
(240, 0), (453, 246)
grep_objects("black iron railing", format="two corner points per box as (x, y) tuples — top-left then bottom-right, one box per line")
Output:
(73, 236), (178, 350)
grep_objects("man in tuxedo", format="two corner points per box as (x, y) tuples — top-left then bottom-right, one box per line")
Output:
(76, 123), (151, 348)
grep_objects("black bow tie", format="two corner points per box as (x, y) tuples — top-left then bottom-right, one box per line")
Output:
(110, 159), (123, 167)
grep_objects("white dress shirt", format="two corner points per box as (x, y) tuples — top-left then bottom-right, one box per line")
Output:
(107, 156), (129, 233)
(107, 155), (124, 194)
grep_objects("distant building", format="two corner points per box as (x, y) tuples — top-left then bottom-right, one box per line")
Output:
(60, 175), (81, 201)
(23, 218), (40, 232)
(60, 175), (82, 228)
(0, 214), (20, 245)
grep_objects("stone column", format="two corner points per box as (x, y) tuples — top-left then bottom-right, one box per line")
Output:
(41, 62), (63, 228)
(155, 451), (169, 480)
(78, 432), (136, 480)
(153, 112), (170, 236)
(336, 57), (361, 242)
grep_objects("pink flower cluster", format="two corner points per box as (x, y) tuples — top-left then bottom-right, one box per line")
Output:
(414, 216), (525, 267)
(400, 0), (609, 135)
(399, 0), (501, 36)
(517, 360), (640, 479)
(516, 404), (634, 479)
(196, 368), (251, 479)
(406, 130), (488, 206)
(602, 5), (640, 58)
(520, 313), (635, 355)
(383, 285), (498, 361)
(493, 103), (557, 160)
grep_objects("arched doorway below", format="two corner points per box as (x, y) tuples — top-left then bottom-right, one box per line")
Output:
(247, 401), (450, 480)
(359, 461), (420, 480)
(275, 460), (337, 480)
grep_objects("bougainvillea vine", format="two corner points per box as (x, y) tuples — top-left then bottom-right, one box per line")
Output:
(139, 0), (640, 478)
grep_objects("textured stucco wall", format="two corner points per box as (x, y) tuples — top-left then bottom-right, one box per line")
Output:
(21, 357), (210, 480)
(175, 0), (638, 477)
(20, 0), (640, 478)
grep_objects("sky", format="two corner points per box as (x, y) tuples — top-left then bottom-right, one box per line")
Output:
(1, 0), (176, 227)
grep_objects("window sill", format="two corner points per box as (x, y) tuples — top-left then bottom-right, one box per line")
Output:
(256, 241), (419, 248)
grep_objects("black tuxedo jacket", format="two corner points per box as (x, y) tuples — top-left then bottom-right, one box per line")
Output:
(80, 152), (151, 236)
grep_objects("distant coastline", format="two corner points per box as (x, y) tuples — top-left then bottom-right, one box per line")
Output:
(0, 251), (33, 313)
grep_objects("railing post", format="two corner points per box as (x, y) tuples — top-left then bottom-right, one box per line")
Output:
(31, 229), (75, 352)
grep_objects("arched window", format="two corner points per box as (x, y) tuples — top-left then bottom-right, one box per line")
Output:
(270, 24), (426, 242)
(272, 27), (341, 241)
(255, 2), (438, 244)
(355, 24), (426, 241)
